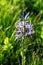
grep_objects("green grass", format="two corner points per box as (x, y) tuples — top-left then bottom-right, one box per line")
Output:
(0, 0), (43, 65)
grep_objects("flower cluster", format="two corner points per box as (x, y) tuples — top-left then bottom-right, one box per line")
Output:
(25, 22), (33, 37)
(16, 20), (24, 39)
(15, 10), (33, 39)
(15, 20), (33, 39)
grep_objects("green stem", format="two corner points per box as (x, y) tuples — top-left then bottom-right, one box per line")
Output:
(22, 39), (25, 65)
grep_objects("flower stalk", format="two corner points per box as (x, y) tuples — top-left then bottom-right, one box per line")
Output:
(15, 10), (33, 65)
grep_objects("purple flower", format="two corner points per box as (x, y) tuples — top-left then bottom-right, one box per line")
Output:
(21, 31), (24, 34)
(15, 34), (20, 38)
(28, 31), (32, 35)
(15, 11), (33, 39)
(25, 22), (33, 37)
(19, 20), (25, 26)
(26, 23), (31, 28)
(15, 20), (33, 39)
(15, 20), (25, 38)
(25, 30), (32, 35)
(21, 21), (25, 26)
(25, 23), (32, 29)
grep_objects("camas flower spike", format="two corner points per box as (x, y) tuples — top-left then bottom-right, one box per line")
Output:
(15, 9), (33, 39)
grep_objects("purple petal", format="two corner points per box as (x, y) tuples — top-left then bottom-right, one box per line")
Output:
(25, 23), (31, 28)
(16, 34), (20, 38)
(28, 31), (32, 35)
(21, 21), (25, 26)
(22, 31), (24, 34)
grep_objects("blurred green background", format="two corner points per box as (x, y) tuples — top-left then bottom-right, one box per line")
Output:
(0, 0), (43, 65)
